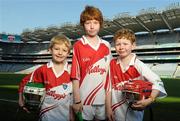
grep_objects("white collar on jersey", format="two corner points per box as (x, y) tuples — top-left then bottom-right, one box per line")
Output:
(116, 53), (137, 73)
(47, 60), (68, 71)
(116, 53), (137, 66)
(47, 60), (69, 78)
(81, 35), (101, 50)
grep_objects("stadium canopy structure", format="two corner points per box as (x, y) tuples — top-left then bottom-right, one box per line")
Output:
(21, 3), (180, 42)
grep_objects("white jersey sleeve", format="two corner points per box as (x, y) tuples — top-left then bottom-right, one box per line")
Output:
(135, 59), (167, 98)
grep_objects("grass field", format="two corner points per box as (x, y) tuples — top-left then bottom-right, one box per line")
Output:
(0, 73), (180, 121)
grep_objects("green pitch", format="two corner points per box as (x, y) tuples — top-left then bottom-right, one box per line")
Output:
(0, 73), (180, 121)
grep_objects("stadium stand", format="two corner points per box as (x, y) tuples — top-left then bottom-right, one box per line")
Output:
(174, 64), (180, 78)
(136, 34), (155, 46)
(150, 63), (178, 78)
(0, 3), (179, 78)
(155, 31), (179, 44)
(0, 34), (21, 42)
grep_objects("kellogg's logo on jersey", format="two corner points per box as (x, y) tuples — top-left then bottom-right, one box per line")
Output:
(46, 91), (66, 100)
(87, 65), (106, 75)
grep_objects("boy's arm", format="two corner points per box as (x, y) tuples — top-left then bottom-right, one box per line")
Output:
(18, 74), (32, 113)
(18, 93), (24, 107)
(105, 69), (115, 121)
(73, 80), (81, 103)
(148, 89), (160, 102)
(131, 89), (160, 110)
(105, 91), (115, 121)
(18, 67), (43, 112)
(18, 74), (32, 93)
(18, 93), (30, 113)
(18, 67), (43, 94)
(72, 80), (83, 113)
(136, 60), (167, 98)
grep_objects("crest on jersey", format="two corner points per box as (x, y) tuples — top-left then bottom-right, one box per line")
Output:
(104, 56), (107, 62)
(63, 83), (68, 90)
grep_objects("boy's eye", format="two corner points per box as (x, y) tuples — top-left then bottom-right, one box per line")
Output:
(115, 43), (129, 46)
(85, 21), (90, 24)
(93, 21), (99, 24)
(124, 43), (130, 45)
(115, 43), (121, 46)
(54, 48), (59, 50)
(63, 49), (68, 52)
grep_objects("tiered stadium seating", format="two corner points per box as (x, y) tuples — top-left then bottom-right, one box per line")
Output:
(0, 30), (180, 78)
(173, 64), (180, 78)
(155, 31), (179, 45)
(150, 63), (178, 78)
(136, 34), (155, 46)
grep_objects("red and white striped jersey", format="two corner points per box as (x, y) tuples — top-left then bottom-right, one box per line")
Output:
(71, 35), (111, 105)
(18, 61), (72, 121)
(19, 61), (72, 93)
(110, 54), (167, 121)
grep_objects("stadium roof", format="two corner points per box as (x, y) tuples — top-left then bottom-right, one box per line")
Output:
(21, 4), (180, 42)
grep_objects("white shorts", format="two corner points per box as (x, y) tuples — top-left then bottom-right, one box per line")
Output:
(82, 105), (106, 120)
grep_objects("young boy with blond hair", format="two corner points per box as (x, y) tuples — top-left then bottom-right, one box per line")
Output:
(18, 35), (73, 121)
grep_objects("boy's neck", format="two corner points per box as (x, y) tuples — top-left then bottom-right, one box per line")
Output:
(52, 61), (65, 74)
(85, 35), (99, 47)
(120, 53), (133, 69)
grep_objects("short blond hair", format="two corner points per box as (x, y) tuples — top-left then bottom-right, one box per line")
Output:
(49, 35), (72, 53)
(80, 5), (104, 28)
(113, 28), (136, 44)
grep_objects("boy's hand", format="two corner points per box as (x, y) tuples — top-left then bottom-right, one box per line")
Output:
(72, 103), (83, 113)
(106, 106), (115, 121)
(20, 106), (31, 113)
(131, 97), (153, 111)
(18, 93), (30, 113)
(70, 105), (75, 121)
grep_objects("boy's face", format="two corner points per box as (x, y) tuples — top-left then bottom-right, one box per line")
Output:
(49, 43), (69, 64)
(84, 19), (100, 37)
(115, 37), (135, 59)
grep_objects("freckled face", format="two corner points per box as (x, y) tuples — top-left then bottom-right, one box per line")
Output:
(115, 38), (135, 59)
(84, 19), (100, 37)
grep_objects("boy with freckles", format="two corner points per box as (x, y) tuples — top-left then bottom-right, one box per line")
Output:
(71, 5), (111, 121)
(106, 28), (167, 121)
